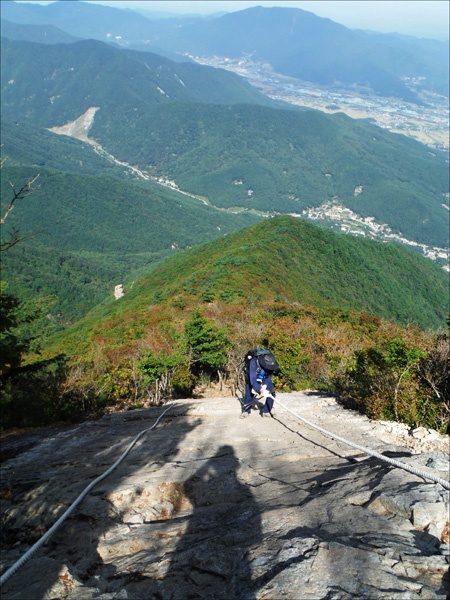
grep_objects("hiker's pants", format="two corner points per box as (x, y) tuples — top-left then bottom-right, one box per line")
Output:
(262, 394), (274, 414)
(243, 384), (275, 414)
(242, 384), (254, 413)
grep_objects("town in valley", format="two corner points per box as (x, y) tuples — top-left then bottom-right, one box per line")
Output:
(190, 54), (450, 271)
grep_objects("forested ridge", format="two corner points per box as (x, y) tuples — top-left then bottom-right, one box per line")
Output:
(2, 215), (447, 435)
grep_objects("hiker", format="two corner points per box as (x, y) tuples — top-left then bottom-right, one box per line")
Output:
(241, 348), (279, 418)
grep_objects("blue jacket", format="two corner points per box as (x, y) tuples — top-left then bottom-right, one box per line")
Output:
(247, 357), (275, 394)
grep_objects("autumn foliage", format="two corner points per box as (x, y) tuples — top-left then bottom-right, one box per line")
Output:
(9, 299), (442, 435)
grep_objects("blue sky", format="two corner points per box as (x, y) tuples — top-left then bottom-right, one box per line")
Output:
(13, 1), (450, 41)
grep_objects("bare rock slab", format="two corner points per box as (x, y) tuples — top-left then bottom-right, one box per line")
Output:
(1, 393), (449, 599)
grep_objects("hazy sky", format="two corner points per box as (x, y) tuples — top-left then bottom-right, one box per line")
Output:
(13, 1), (450, 41)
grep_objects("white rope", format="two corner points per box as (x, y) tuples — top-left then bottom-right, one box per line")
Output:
(2, 398), (448, 588)
(275, 398), (450, 490)
(0, 403), (174, 588)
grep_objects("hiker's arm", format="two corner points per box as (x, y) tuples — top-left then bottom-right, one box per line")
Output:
(248, 359), (262, 393)
(262, 376), (275, 396)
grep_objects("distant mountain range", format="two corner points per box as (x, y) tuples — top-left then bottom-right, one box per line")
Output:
(1, 1), (448, 101)
(142, 6), (449, 101)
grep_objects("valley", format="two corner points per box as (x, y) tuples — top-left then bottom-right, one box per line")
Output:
(191, 55), (450, 152)
(49, 104), (450, 272)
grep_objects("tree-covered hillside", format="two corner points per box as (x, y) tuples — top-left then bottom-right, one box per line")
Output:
(132, 217), (448, 328)
(121, 216), (449, 330)
(0, 160), (260, 323)
(0, 38), (278, 128)
(49, 216), (448, 360)
(1, 118), (125, 176)
(2, 101), (447, 326)
(2, 37), (447, 250)
(92, 104), (449, 248)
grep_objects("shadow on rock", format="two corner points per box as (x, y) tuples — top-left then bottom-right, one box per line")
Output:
(126, 444), (262, 599)
(0, 404), (201, 599)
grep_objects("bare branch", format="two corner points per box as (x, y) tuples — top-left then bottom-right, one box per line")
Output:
(1, 175), (40, 224)
(1, 167), (40, 250)
(0, 226), (25, 251)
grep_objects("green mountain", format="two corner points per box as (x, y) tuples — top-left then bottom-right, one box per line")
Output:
(0, 34), (277, 323)
(0, 37), (278, 128)
(1, 18), (81, 44)
(117, 216), (449, 330)
(0, 122), (260, 323)
(49, 216), (448, 359)
(91, 103), (449, 249)
(2, 35), (447, 248)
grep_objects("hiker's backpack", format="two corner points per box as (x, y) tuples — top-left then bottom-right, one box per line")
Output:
(243, 347), (279, 384)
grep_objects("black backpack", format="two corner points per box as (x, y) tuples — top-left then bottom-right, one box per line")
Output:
(243, 347), (279, 383)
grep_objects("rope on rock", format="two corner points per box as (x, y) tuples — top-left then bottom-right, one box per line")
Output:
(275, 398), (450, 490)
(0, 403), (174, 588)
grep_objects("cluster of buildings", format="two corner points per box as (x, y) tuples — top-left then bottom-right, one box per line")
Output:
(192, 55), (449, 152)
(297, 201), (449, 271)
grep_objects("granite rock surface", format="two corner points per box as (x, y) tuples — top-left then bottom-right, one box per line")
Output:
(1, 393), (449, 599)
